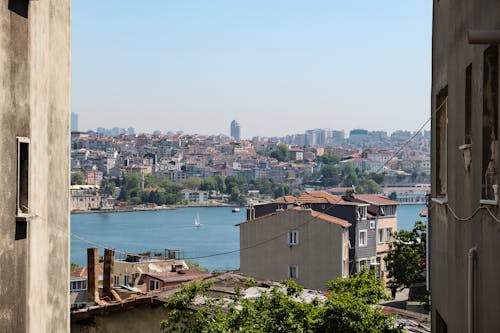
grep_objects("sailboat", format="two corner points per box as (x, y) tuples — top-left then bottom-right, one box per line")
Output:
(194, 213), (202, 228)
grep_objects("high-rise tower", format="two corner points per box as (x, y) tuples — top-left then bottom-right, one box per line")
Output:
(231, 120), (241, 140)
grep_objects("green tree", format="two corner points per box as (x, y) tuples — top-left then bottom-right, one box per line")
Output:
(181, 177), (202, 190)
(388, 192), (397, 200)
(71, 172), (85, 185)
(384, 221), (426, 294)
(199, 177), (217, 192)
(161, 277), (401, 333)
(320, 165), (341, 186)
(270, 144), (289, 162)
(327, 269), (389, 304)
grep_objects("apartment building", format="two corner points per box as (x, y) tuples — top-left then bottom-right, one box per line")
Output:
(430, 1), (500, 332)
(0, 1), (71, 331)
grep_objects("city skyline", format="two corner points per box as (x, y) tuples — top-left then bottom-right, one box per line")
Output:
(72, 1), (432, 137)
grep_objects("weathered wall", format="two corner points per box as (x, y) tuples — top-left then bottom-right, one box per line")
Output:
(0, 0), (70, 332)
(240, 209), (347, 290)
(71, 305), (167, 333)
(431, 0), (500, 332)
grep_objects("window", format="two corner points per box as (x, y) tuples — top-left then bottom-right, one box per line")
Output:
(124, 275), (129, 286)
(482, 46), (498, 200)
(378, 229), (384, 244)
(357, 207), (367, 220)
(358, 259), (369, 271)
(17, 137), (30, 215)
(386, 228), (393, 242)
(149, 279), (160, 291)
(435, 87), (448, 197)
(288, 265), (298, 279)
(359, 230), (367, 247)
(288, 230), (299, 246)
(465, 64), (472, 144)
(369, 220), (375, 229)
(113, 275), (119, 286)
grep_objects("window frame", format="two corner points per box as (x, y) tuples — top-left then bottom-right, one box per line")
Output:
(288, 230), (299, 246)
(288, 265), (298, 280)
(16, 137), (30, 216)
(378, 228), (384, 244)
(358, 229), (367, 247)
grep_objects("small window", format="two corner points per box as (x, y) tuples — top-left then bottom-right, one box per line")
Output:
(386, 228), (393, 242)
(369, 220), (375, 229)
(113, 275), (119, 286)
(359, 230), (367, 247)
(17, 137), (30, 215)
(149, 279), (160, 291)
(378, 229), (384, 244)
(435, 87), (448, 197)
(288, 230), (299, 246)
(465, 64), (472, 144)
(288, 265), (298, 279)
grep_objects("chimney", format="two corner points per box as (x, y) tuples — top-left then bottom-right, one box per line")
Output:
(87, 248), (99, 303)
(103, 248), (115, 299)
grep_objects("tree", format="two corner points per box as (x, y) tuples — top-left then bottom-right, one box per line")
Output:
(161, 276), (402, 333)
(384, 221), (426, 294)
(270, 144), (289, 162)
(388, 192), (397, 201)
(71, 172), (85, 185)
(326, 269), (389, 305)
(181, 177), (202, 190)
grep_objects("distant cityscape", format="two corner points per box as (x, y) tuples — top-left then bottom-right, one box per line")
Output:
(70, 113), (430, 212)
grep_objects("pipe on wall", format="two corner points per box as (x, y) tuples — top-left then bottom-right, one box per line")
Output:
(468, 30), (500, 44)
(468, 246), (477, 333)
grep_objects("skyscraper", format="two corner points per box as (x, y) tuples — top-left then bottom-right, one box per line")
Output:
(71, 112), (79, 132)
(231, 120), (241, 140)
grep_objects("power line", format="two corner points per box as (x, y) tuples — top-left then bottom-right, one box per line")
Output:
(72, 115), (434, 262)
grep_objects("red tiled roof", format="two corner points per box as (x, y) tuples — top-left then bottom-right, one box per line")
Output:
(354, 194), (398, 206)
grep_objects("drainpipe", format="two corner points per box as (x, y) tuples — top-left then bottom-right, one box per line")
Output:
(467, 30), (500, 44)
(468, 246), (477, 333)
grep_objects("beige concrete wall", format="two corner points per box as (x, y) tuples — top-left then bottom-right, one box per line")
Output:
(72, 305), (167, 333)
(376, 217), (397, 279)
(0, 0), (70, 332)
(240, 209), (348, 291)
(431, 1), (500, 332)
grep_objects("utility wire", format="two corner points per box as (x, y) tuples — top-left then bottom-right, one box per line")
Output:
(72, 114), (434, 261)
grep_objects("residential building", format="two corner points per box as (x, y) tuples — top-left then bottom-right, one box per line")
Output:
(248, 191), (377, 279)
(343, 194), (398, 279)
(0, 1), (71, 331)
(239, 208), (350, 290)
(71, 185), (101, 210)
(430, 1), (500, 332)
(181, 189), (209, 203)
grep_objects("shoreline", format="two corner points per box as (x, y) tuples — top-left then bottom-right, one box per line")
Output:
(71, 203), (241, 215)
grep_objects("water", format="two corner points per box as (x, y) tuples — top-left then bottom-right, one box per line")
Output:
(71, 207), (244, 271)
(70, 204), (425, 271)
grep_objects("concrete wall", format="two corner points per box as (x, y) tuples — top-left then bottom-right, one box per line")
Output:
(72, 304), (167, 333)
(0, 0), (70, 332)
(240, 209), (348, 290)
(431, 1), (500, 332)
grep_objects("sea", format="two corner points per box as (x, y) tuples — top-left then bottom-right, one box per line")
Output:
(71, 204), (426, 271)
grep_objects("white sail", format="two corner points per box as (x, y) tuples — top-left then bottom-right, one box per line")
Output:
(195, 213), (201, 227)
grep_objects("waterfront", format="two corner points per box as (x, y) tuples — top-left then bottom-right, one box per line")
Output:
(71, 204), (426, 271)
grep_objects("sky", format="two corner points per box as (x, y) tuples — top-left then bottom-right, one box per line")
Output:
(72, 1), (432, 138)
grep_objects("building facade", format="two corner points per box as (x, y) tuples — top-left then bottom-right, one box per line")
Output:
(239, 208), (350, 290)
(430, 1), (500, 332)
(0, 1), (71, 331)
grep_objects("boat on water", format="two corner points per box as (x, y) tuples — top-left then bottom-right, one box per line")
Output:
(232, 207), (241, 213)
(195, 213), (202, 228)
(419, 208), (428, 217)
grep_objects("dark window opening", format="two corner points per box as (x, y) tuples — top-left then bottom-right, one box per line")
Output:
(435, 310), (448, 333)
(465, 64), (472, 144)
(482, 46), (498, 200)
(8, 0), (29, 18)
(436, 86), (448, 197)
(17, 138), (29, 215)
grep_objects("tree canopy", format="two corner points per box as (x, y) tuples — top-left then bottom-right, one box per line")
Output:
(384, 221), (426, 291)
(161, 273), (401, 333)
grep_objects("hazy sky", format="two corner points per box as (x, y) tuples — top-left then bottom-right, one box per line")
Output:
(72, 1), (432, 138)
